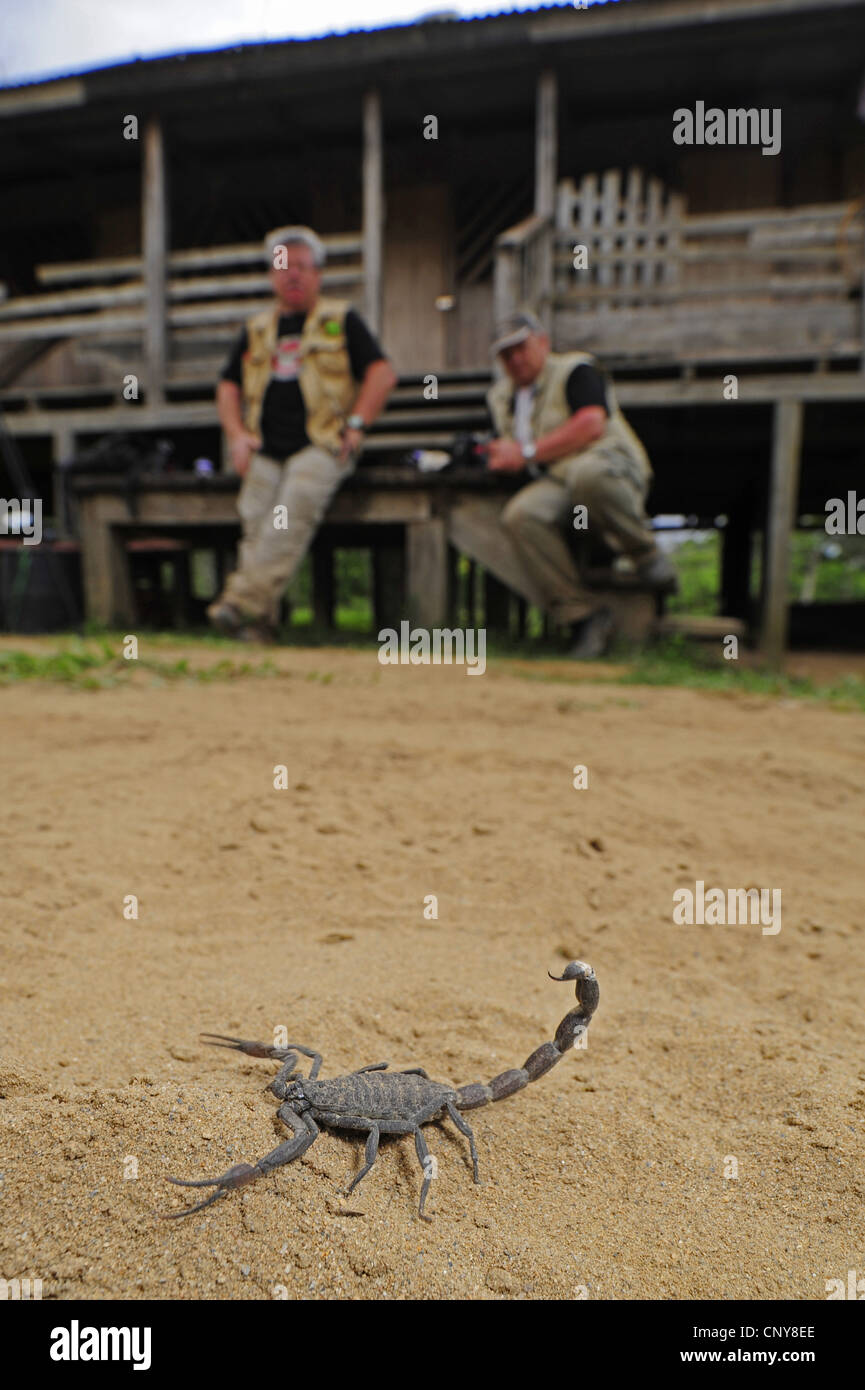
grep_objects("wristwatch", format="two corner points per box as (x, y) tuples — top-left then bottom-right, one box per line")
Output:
(521, 441), (537, 464)
(346, 413), (366, 431)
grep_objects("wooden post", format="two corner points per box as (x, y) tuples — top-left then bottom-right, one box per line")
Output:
(535, 70), (557, 332)
(52, 426), (75, 538)
(77, 498), (136, 625)
(362, 88), (383, 334)
(534, 70), (557, 220)
(406, 518), (448, 628)
(720, 505), (753, 620)
(484, 570), (511, 637)
(311, 535), (335, 629)
(493, 241), (520, 325)
(373, 533), (405, 632)
(760, 399), (803, 668)
(142, 117), (168, 405)
(446, 542), (460, 625)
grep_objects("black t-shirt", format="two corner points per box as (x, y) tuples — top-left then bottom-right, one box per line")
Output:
(220, 309), (387, 459)
(564, 363), (608, 414)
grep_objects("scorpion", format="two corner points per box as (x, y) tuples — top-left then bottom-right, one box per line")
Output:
(164, 960), (599, 1221)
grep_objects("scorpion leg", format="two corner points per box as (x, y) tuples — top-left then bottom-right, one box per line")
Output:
(399, 1067), (430, 1078)
(345, 1123), (381, 1195)
(444, 1099), (480, 1183)
(414, 1128), (435, 1223)
(163, 1110), (317, 1217)
(353, 1062), (389, 1073)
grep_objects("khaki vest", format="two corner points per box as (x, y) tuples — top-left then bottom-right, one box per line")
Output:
(241, 297), (356, 455)
(487, 350), (651, 482)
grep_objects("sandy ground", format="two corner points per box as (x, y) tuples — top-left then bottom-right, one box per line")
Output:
(1, 640), (864, 1301)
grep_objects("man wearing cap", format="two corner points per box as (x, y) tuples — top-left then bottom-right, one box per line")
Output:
(207, 226), (397, 641)
(486, 312), (676, 658)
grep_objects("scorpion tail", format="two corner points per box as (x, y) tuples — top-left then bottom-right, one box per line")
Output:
(454, 961), (599, 1111)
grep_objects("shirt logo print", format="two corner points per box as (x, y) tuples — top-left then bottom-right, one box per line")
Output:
(272, 337), (302, 381)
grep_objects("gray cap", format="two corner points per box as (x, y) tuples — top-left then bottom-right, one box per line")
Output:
(264, 225), (326, 268)
(490, 310), (545, 357)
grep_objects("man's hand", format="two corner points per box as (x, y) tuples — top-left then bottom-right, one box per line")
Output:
(339, 427), (364, 464)
(487, 439), (527, 473)
(228, 431), (262, 477)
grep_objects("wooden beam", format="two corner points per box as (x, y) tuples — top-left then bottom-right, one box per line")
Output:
(142, 117), (168, 406)
(36, 234), (363, 285)
(760, 399), (804, 668)
(534, 69), (557, 221)
(76, 496), (137, 625)
(362, 88), (383, 334)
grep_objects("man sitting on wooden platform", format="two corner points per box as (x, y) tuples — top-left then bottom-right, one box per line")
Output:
(207, 226), (397, 641)
(486, 312), (676, 659)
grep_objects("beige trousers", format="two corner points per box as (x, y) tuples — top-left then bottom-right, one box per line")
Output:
(500, 442), (657, 625)
(221, 445), (353, 624)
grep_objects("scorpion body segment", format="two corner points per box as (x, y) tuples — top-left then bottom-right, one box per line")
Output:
(164, 961), (598, 1221)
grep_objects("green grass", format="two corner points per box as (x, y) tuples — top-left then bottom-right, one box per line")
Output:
(0, 637), (280, 689)
(612, 635), (865, 710)
(2, 630), (864, 710)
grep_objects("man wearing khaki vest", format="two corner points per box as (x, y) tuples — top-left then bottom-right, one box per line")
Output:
(207, 226), (397, 641)
(486, 312), (676, 659)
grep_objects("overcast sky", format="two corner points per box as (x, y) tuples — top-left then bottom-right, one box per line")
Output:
(0, 1), (605, 87)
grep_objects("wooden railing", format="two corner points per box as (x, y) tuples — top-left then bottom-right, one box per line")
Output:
(494, 169), (865, 364)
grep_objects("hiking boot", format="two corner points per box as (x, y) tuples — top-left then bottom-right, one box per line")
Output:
(207, 600), (276, 642)
(634, 551), (678, 594)
(569, 606), (615, 661)
(207, 600), (249, 636)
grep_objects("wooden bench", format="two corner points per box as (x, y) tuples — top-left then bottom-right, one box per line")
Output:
(68, 466), (673, 638)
